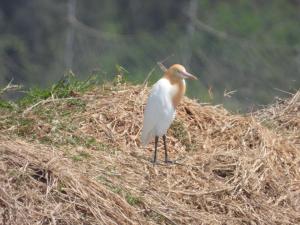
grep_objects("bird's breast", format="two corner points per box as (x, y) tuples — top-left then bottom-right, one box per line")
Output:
(171, 80), (186, 108)
(169, 83), (179, 98)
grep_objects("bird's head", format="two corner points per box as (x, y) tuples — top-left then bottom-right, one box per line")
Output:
(166, 64), (198, 81)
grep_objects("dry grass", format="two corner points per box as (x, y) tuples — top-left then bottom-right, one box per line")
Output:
(0, 137), (146, 225)
(0, 83), (299, 225)
(253, 91), (300, 148)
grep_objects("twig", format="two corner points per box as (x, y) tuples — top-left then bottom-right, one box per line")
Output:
(22, 97), (77, 116)
(157, 54), (174, 72)
(0, 79), (22, 96)
(273, 87), (294, 95)
(224, 89), (237, 98)
(193, 18), (228, 40)
(142, 55), (173, 86)
(166, 187), (233, 196)
(142, 66), (156, 86)
(157, 62), (167, 72)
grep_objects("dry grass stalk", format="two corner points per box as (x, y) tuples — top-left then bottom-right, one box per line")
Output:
(0, 80), (22, 97)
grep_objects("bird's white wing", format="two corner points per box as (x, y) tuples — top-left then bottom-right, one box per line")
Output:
(141, 79), (173, 145)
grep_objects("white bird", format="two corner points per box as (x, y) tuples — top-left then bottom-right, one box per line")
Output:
(141, 64), (197, 163)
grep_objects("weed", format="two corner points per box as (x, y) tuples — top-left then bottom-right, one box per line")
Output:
(71, 155), (82, 162)
(19, 87), (51, 107)
(84, 137), (98, 148)
(0, 99), (13, 109)
(39, 136), (52, 144)
(96, 175), (109, 183)
(105, 183), (143, 206)
(17, 118), (35, 136)
(112, 65), (128, 86)
(63, 135), (113, 152)
(57, 181), (67, 195)
(66, 98), (86, 108)
(145, 210), (166, 224)
(8, 169), (19, 177)
(96, 142), (119, 153)
(170, 120), (196, 151)
(261, 119), (276, 129)
(66, 135), (83, 146)
(111, 187), (123, 194)
(78, 151), (91, 159)
(52, 72), (98, 97)
(125, 193), (142, 206)
(19, 72), (97, 108)
(71, 151), (91, 162)
(79, 137), (119, 153)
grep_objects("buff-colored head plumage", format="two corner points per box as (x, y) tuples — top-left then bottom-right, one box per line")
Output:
(166, 64), (197, 81)
(163, 64), (197, 107)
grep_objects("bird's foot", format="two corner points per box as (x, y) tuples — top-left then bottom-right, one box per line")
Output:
(150, 159), (158, 165)
(164, 159), (174, 164)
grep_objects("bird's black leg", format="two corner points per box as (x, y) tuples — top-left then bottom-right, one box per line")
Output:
(163, 135), (172, 163)
(151, 136), (159, 164)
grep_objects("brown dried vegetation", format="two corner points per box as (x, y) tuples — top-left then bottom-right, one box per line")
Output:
(0, 83), (299, 225)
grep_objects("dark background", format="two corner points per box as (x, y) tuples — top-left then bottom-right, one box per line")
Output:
(0, 0), (299, 111)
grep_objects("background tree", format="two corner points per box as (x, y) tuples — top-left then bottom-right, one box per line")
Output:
(0, 0), (299, 110)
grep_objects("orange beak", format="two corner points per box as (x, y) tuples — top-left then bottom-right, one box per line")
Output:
(180, 71), (198, 80)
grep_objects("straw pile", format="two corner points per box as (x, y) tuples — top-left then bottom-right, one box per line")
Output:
(0, 83), (299, 225)
(0, 137), (146, 225)
(253, 91), (300, 148)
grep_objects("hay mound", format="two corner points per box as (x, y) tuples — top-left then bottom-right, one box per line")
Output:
(1, 84), (299, 224)
(254, 91), (300, 147)
(0, 137), (145, 225)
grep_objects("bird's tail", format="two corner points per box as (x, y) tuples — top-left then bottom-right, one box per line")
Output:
(141, 129), (152, 146)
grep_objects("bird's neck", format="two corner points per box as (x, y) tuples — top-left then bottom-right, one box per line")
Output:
(163, 73), (186, 108)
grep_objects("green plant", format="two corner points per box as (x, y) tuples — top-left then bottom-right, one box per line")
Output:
(170, 120), (196, 151)
(19, 72), (98, 107)
(0, 99), (13, 109)
(125, 193), (142, 206)
(71, 151), (91, 162)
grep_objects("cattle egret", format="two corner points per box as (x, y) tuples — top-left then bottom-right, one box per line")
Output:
(141, 64), (197, 163)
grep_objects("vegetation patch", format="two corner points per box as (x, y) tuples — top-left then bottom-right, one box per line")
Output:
(170, 119), (196, 151)
(71, 151), (91, 162)
(0, 83), (299, 225)
(19, 72), (98, 108)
